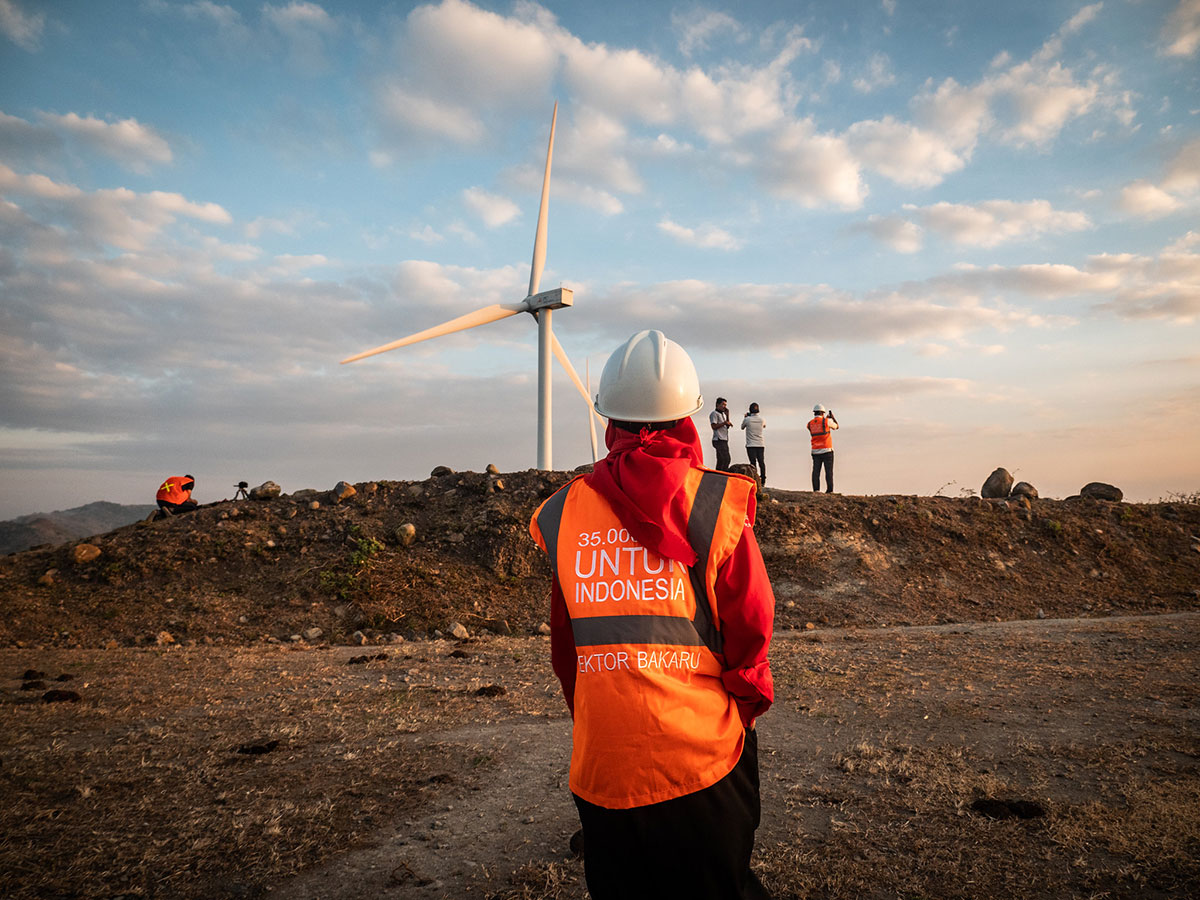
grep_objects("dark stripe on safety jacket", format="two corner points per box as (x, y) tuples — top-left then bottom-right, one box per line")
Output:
(535, 481), (573, 579)
(685, 471), (727, 655)
(572, 614), (706, 648)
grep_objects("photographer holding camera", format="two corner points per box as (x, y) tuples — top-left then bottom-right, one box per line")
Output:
(741, 402), (766, 485)
(807, 404), (839, 492)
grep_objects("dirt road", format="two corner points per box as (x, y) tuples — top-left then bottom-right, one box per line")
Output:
(3, 613), (1197, 899)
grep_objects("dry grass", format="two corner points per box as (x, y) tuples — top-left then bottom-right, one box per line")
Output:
(2, 615), (1197, 899)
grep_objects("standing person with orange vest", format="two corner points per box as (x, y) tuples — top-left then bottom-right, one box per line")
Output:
(155, 475), (197, 514)
(807, 404), (839, 492)
(530, 330), (775, 900)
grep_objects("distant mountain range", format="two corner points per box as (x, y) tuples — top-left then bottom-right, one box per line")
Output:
(0, 501), (156, 555)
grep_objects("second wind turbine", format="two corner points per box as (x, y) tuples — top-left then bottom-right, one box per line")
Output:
(341, 103), (600, 470)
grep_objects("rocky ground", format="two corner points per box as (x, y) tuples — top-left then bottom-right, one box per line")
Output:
(0, 470), (1198, 899)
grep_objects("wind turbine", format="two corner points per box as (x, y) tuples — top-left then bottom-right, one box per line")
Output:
(341, 103), (602, 470)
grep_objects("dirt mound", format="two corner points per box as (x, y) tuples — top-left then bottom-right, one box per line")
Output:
(1, 470), (1198, 649)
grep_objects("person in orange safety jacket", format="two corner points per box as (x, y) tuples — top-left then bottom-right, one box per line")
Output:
(807, 404), (839, 492)
(530, 330), (774, 900)
(156, 475), (198, 515)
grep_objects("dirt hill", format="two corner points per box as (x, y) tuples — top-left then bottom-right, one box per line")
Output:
(1, 469), (1198, 649)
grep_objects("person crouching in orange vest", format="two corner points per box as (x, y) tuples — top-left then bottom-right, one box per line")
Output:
(156, 475), (198, 515)
(530, 330), (775, 900)
(807, 403), (839, 492)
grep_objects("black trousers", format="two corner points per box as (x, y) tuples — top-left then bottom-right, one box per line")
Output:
(812, 451), (834, 492)
(713, 439), (731, 471)
(746, 446), (765, 483)
(573, 729), (770, 900)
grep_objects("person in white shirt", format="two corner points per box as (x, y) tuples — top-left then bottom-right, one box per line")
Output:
(741, 403), (765, 484)
(709, 397), (732, 471)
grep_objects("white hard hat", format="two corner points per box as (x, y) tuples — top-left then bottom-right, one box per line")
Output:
(594, 330), (703, 422)
(813, 403), (826, 414)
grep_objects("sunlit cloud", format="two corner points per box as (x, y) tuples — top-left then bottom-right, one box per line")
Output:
(1159, 0), (1200, 57)
(0, 0), (44, 51)
(38, 112), (173, 173)
(462, 186), (520, 228)
(657, 218), (743, 251)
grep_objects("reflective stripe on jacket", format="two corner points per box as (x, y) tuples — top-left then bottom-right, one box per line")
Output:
(808, 416), (834, 451)
(529, 469), (754, 809)
(156, 476), (194, 505)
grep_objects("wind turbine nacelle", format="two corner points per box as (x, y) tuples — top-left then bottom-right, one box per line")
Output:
(526, 287), (573, 311)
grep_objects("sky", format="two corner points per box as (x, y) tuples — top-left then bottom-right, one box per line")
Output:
(1, 0), (1198, 519)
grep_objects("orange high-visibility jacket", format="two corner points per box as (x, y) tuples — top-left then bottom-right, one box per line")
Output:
(156, 476), (194, 505)
(808, 416), (835, 451)
(530, 469), (754, 809)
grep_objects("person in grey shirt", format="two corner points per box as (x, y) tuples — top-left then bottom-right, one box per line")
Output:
(741, 403), (765, 484)
(709, 397), (732, 471)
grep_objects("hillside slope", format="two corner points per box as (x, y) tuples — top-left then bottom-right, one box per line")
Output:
(0, 469), (1197, 649)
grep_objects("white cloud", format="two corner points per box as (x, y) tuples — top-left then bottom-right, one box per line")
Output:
(377, 86), (486, 145)
(0, 0), (44, 51)
(0, 110), (61, 162)
(758, 121), (866, 209)
(1119, 180), (1184, 218)
(657, 218), (742, 251)
(1116, 137), (1200, 218)
(1165, 230), (1200, 253)
(181, 1), (243, 29)
(38, 112), (173, 173)
(407, 224), (444, 244)
(852, 215), (924, 253)
(1062, 3), (1103, 35)
(1160, 0), (1200, 57)
(913, 15), (1110, 157)
(905, 199), (1092, 247)
(462, 186), (520, 228)
(845, 117), (964, 187)
(672, 8), (744, 57)
(548, 178), (623, 216)
(263, 1), (337, 72)
(1162, 137), (1200, 194)
(853, 53), (897, 93)
(0, 164), (231, 252)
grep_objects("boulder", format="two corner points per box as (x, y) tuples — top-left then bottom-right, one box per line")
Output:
(302, 627), (324, 642)
(981, 468), (1013, 499)
(728, 463), (762, 495)
(1010, 482), (1038, 500)
(72, 543), (102, 564)
(431, 466), (454, 477)
(332, 481), (357, 503)
(395, 523), (417, 547)
(486, 464), (500, 475)
(249, 481), (281, 501)
(448, 622), (469, 640)
(1081, 482), (1123, 502)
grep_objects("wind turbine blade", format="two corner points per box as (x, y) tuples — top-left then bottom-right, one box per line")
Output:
(341, 304), (524, 364)
(550, 332), (602, 459)
(586, 358), (598, 463)
(528, 102), (557, 298)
